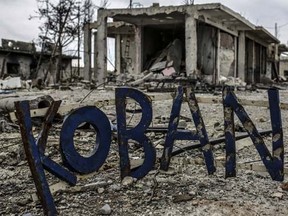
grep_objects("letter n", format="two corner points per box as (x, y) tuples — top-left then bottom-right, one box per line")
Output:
(223, 86), (284, 181)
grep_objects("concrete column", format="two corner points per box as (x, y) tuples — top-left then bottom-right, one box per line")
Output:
(275, 44), (279, 61)
(259, 45), (263, 75)
(83, 24), (91, 81)
(185, 12), (197, 77)
(1, 59), (7, 77)
(234, 36), (238, 77)
(96, 11), (107, 85)
(93, 31), (97, 80)
(215, 29), (221, 84)
(252, 41), (255, 83)
(237, 31), (246, 81)
(115, 34), (121, 75)
(69, 60), (72, 78)
(135, 26), (143, 74)
(246, 39), (255, 83)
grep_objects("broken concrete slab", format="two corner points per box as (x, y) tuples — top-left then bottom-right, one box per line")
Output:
(0, 77), (22, 90)
(0, 95), (53, 113)
(162, 67), (176, 76)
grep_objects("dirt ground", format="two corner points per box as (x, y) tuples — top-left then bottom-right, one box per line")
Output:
(1, 86), (288, 215)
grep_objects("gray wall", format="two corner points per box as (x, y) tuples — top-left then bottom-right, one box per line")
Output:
(197, 24), (216, 76)
(219, 31), (235, 78)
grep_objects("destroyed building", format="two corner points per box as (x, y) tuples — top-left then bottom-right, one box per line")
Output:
(280, 57), (288, 79)
(83, 3), (280, 85)
(279, 44), (288, 79)
(0, 39), (76, 81)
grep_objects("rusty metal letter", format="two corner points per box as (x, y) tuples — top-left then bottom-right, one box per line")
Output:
(160, 86), (197, 170)
(160, 87), (216, 174)
(186, 88), (216, 174)
(223, 86), (284, 181)
(15, 101), (57, 215)
(60, 106), (112, 174)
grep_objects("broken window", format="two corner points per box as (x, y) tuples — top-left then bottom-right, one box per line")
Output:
(29, 61), (38, 79)
(7, 63), (20, 76)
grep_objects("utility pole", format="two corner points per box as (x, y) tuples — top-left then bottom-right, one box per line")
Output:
(275, 22), (278, 38)
(129, 0), (133, 8)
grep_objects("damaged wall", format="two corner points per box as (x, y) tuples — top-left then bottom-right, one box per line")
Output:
(18, 56), (32, 79)
(0, 53), (33, 79)
(245, 38), (254, 84)
(121, 34), (137, 74)
(1, 39), (36, 52)
(244, 38), (268, 84)
(35, 58), (73, 81)
(279, 59), (288, 78)
(219, 31), (235, 78)
(0, 51), (74, 81)
(0, 38), (75, 81)
(254, 43), (262, 83)
(197, 23), (217, 76)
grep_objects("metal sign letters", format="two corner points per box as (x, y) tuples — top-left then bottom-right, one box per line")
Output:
(14, 86), (284, 215)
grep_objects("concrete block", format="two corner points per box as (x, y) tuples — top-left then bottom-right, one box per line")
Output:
(0, 77), (22, 90)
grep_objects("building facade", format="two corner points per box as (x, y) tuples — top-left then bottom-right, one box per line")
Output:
(0, 39), (76, 82)
(83, 3), (279, 85)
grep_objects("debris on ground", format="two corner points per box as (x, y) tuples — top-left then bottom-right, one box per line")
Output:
(1, 84), (288, 215)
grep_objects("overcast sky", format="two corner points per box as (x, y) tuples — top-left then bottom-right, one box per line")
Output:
(0, 0), (287, 44)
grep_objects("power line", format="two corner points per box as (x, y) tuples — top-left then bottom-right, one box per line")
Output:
(279, 22), (288, 28)
(264, 22), (288, 29)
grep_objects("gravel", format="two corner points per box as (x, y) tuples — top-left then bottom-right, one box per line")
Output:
(1, 87), (288, 215)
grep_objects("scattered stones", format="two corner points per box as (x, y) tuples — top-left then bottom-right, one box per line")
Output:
(271, 192), (284, 199)
(197, 182), (208, 189)
(178, 120), (187, 128)
(194, 157), (205, 165)
(159, 167), (176, 175)
(22, 213), (33, 216)
(0, 168), (14, 179)
(191, 200), (199, 206)
(236, 137), (254, 151)
(99, 204), (112, 215)
(188, 190), (197, 196)
(172, 194), (193, 203)
(154, 138), (165, 148)
(97, 187), (105, 194)
(213, 122), (223, 131)
(109, 184), (121, 192)
(0, 152), (8, 164)
(259, 117), (267, 122)
(2, 88), (288, 215)
(280, 182), (288, 191)
(235, 123), (245, 132)
(16, 197), (31, 206)
(122, 176), (134, 186)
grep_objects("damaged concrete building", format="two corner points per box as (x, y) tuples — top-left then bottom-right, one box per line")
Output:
(0, 39), (76, 82)
(83, 3), (280, 85)
(279, 44), (288, 79)
(280, 57), (288, 78)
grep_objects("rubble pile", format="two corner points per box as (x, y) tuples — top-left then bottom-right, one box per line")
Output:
(1, 85), (288, 215)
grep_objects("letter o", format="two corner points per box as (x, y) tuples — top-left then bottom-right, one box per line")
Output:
(60, 106), (111, 174)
